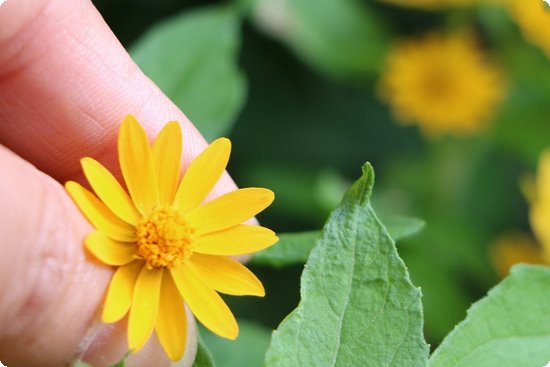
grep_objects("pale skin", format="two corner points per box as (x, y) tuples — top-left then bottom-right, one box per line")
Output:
(0, 0), (242, 365)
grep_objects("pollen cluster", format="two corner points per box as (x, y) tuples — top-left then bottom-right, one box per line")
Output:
(135, 207), (195, 269)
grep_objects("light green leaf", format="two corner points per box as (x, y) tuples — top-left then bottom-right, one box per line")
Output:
(193, 337), (217, 367)
(244, 0), (387, 79)
(130, 5), (246, 141)
(108, 353), (129, 367)
(200, 320), (271, 367)
(251, 230), (320, 267)
(430, 265), (550, 367)
(264, 163), (429, 366)
(251, 216), (424, 267)
(382, 215), (425, 243)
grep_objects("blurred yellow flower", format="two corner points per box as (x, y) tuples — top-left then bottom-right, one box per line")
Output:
(490, 150), (550, 277)
(526, 149), (550, 262)
(378, 33), (506, 136)
(490, 234), (544, 277)
(65, 115), (278, 361)
(508, 0), (550, 58)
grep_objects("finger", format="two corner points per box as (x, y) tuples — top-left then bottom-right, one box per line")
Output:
(0, 0), (236, 200)
(0, 146), (195, 367)
(77, 308), (197, 367)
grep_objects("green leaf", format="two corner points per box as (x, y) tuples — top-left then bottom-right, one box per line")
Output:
(264, 163), (429, 366)
(380, 215), (425, 243)
(108, 354), (129, 367)
(130, 5), (246, 141)
(193, 337), (217, 367)
(430, 265), (550, 367)
(244, 0), (387, 79)
(200, 320), (271, 367)
(110, 356), (127, 367)
(251, 216), (424, 267)
(251, 230), (320, 267)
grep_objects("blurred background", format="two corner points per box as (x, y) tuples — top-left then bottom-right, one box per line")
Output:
(93, 0), (550, 364)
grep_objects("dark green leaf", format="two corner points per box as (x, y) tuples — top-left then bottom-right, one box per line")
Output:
(264, 163), (429, 366)
(430, 265), (550, 367)
(193, 337), (217, 367)
(130, 5), (246, 141)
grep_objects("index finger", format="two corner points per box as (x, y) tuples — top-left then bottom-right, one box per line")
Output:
(0, 0), (237, 196)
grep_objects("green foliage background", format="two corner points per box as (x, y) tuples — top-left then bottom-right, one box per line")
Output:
(91, 0), (550, 365)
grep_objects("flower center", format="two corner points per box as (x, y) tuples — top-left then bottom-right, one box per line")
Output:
(421, 68), (454, 101)
(135, 207), (195, 269)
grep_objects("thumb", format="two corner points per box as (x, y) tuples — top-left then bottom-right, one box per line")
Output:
(0, 146), (197, 367)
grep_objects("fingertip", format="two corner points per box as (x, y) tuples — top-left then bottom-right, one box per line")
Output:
(81, 307), (198, 367)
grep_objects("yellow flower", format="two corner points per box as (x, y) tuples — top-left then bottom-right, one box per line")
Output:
(526, 149), (550, 262)
(490, 234), (544, 277)
(491, 150), (550, 277)
(378, 33), (506, 136)
(65, 115), (278, 361)
(508, 0), (550, 58)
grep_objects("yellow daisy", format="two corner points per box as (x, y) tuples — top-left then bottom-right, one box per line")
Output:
(508, 0), (550, 58)
(378, 33), (506, 136)
(65, 115), (278, 361)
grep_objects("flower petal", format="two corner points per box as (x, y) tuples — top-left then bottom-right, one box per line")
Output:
(81, 157), (140, 225)
(194, 225), (278, 256)
(85, 231), (136, 266)
(102, 260), (143, 323)
(128, 266), (163, 353)
(173, 138), (231, 214)
(156, 270), (187, 361)
(119, 115), (159, 214)
(185, 188), (274, 235)
(152, 121), (182, 206)
(188, 254), (264, 296)
(65, 181), (135, 242)
(170, 264), (238, 340)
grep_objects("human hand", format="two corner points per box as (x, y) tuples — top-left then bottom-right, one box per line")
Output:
(0, 0), (241, 365)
